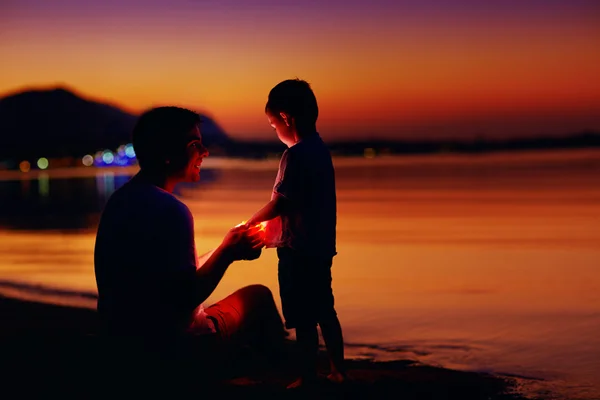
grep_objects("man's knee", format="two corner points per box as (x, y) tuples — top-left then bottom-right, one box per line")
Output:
(240, 284), (273, 302)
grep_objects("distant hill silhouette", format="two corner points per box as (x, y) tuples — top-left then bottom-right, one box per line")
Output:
(0, 87), (230, 160)
(0, 87), (598, 163)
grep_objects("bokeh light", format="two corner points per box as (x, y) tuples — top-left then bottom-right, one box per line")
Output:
(82, 155), (94, 167)
(19, 160), (31, 173)
(37, 157), (49, 170)
(125, 144), (135, 158)
(102, 150), (114, 164)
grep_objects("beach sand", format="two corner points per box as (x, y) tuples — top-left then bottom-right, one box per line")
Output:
(0, 295), (529, 399)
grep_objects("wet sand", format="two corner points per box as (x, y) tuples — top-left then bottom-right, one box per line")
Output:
(0, 295), (526, 399)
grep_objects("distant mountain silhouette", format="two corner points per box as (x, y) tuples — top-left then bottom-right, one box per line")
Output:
(0, 86), (598, 163)
(0, 87), (230, 160)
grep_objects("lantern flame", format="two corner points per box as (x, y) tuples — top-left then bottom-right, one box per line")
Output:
(235, 220), (267, 231)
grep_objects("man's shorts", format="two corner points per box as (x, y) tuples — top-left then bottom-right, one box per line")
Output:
(204, 298), (242, 343)
(182, 298), (243, 370)
(277, 247), (336, 329)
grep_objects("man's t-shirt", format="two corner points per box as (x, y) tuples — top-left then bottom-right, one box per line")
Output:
(94, 177), (213, 338)
(264, 133), (337, 258)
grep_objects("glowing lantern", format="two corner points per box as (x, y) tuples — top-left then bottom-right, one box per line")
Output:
(235, 220), (267, 231)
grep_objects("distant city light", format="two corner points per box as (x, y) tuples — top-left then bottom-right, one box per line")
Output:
(102, 150), (114, 164)
(37, 157), (49, 170)
(82, 155), (94, 167)
(19, 160), (31, 173)
(364, 148), (376, 159)
(125, 144), (135, 158)
(117, 145), (126, 157)
(114, 155), (128, 166)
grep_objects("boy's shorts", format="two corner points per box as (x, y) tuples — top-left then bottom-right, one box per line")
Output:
(277, 247), (337, 329)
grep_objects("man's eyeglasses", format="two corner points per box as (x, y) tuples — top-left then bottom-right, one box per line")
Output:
(187, 140), (207, 154)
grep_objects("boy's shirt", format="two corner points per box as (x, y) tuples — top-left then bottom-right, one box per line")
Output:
(264, 133), (337, 258)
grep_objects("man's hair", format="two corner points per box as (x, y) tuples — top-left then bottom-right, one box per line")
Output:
(265, 79), (318, 129)
(132, 106), (200, 171)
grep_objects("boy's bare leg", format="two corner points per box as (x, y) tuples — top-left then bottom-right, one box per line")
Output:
(319, 314), (346, 382)
(287, 324), (319, 389)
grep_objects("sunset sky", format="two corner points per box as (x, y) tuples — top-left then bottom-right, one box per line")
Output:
(1, 0), (599, 141)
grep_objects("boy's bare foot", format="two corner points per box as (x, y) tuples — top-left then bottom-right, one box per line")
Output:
(286, 377), (304, 389)
(286, 376), (318, 389)
(327, 371), (347, 384)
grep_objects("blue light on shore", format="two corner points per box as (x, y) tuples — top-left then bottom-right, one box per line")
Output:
(114, 155), (129, 166)
(90, 145), (136, 167)
(102, 151), (114, 164)
(125, 144), (135, 158)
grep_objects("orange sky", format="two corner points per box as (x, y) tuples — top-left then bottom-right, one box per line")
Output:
(1, 1), (599, 140)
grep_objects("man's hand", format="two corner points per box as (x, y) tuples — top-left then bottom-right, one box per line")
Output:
(222, 224), (264, 261)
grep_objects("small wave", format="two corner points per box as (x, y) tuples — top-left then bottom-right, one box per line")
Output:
(345, 341), (432, 357)
(0, 279), (97, 302)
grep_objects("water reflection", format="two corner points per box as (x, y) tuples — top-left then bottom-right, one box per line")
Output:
(38, 173), (49, 199)
(0, 152), (599, 399)
(0, 169), (218, 230)
(95, 172), (116, 205)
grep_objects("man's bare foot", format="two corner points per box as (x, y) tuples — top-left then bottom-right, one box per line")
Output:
(286, 376), (318, 389)
(327, 371), (347, 384)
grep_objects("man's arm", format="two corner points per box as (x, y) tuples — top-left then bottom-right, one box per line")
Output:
(196, 249), (216, 269)
(192, 242), (235, 304)
(192, 226), (262, 304)
(165, 203), (243, 306)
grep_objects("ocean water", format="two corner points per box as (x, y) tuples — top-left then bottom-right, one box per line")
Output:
(1, 149), (599, 399)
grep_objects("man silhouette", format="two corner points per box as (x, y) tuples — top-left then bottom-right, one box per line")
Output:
(94, 107), (286, 384)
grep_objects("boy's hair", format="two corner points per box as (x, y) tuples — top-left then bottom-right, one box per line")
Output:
(265, 79), (318, 129)
(132, 106), (200, 172)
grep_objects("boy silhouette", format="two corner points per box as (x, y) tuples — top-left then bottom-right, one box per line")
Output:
(245, 79), (346, 388)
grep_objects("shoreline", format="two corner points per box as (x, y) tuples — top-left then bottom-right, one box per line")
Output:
(1, 147), (599, 181)
(0, 294), (530, 399)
